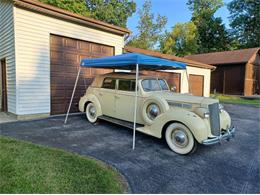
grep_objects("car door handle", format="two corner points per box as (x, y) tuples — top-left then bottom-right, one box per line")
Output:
(98, 93), (103, 96)
(115, 95), (120, 99)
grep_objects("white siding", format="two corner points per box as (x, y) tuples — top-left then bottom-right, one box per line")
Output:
(14, 7), (125, 115)
(0, 0), (16, 113)
(164, 66), (211, 97)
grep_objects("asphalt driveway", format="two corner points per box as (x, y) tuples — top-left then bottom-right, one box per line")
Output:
(0, 104), (259, 193)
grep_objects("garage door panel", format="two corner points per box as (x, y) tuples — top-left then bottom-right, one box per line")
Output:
(50, 51), (63, 64)
(189, 75), (204, 96)
(50, 36), (63, 49)
(51, 66), (79, 75)
(64, 52), (79, 64)
(51, 35), (114, 115)
(64, 38), (78, 49)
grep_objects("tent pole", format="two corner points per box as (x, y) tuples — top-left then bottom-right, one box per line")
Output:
(185, 69), (191, 93)
(64, 66), (81, 124)
(133, 63), (139, 150)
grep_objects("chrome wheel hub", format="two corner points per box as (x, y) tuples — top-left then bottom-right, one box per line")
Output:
(89, 105), (96, 118)
(172, 129), (188, 147)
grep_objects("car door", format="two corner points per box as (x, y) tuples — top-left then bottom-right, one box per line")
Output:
(96, 77), (117, 117)
(115, 79), (143, 124)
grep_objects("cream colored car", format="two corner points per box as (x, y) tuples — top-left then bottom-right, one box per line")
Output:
(79, 72), (235, 154)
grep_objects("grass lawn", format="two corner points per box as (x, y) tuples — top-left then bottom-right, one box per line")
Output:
(0, 136), (125, 193)
(211, 94), (260, 105)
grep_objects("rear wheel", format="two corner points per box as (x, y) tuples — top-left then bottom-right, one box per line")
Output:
(86, 102), (98, 123)
(165, 123), (197, 155)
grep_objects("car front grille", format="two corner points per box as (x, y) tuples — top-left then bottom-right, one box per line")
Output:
(208, 103), (221, 136)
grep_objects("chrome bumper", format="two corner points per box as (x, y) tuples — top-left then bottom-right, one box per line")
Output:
(202, 126), (236, 145)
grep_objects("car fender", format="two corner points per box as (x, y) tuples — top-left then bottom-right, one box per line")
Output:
(79, 94), (102, 117)
(148, 108), (209, 143)
(141, 96), (169, 125)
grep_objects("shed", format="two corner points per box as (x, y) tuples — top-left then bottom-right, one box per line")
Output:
(124, 46), (215, 97)
(185, 48), (260, 96)
(0, 0), (128, 119)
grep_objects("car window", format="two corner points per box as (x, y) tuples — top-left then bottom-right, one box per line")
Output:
(118, 79), (136, 91)
(141, 79), (161, 92)
(102, 78), (116, 89)
(159, 79), (169, 90)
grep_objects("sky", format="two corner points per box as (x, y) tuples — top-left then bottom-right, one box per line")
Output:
(127, 0), (232, 35)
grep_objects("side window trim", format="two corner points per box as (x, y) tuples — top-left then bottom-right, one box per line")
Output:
(102, 77), (116, 89)
(118, 79), (137, 92)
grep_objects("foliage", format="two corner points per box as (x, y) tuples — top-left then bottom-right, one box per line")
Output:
(127, 0), (167, 50)
(86, 0), (136, 28)
(187, 0), (232, 53)
(228, 0), (260, 48)
(0, 136), (124, 193)
(39, 0), (90, 16)
(39, 0), (136, 27)
(160, 22), (199, 56)
(211, 94), (260, 105)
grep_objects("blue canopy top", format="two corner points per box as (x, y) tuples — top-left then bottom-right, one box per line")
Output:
(80, 53), (186, 70)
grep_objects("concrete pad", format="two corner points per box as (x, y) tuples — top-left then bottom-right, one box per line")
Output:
(0, 112), (17, 123)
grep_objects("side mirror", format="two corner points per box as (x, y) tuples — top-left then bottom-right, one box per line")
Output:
(171, 86), (177, 92)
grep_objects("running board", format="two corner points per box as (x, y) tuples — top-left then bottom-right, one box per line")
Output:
(98, 115), (144, 129)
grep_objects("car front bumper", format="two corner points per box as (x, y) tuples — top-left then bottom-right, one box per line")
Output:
(202, 126), (236, 145)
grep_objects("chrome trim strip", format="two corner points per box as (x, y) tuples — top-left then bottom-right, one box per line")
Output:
(202, 126), (236, 145)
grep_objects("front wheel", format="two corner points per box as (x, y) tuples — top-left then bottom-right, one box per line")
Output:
(86, 102), (98, 123)
(165, 123), (197, 155)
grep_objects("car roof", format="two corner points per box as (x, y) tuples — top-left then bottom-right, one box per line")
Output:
(98, 72), (163, 80)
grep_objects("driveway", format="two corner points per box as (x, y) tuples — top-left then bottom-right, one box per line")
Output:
(0, 104), (259, 193)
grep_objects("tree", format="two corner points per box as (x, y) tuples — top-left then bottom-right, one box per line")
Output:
(160, 22), (199, 56)
(39, 0), (136, 27)
(228, 0), (260, 48)
(187, 0), (231, 53)
(39, 0), (90, 16)
(86, 0), (136, 28)
(127, 0), (167, 50)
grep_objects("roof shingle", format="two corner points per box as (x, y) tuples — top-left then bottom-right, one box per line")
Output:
(185, 47), (260, 65)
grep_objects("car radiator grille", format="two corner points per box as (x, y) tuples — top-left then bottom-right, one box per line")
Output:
(208, 103), (221, 136)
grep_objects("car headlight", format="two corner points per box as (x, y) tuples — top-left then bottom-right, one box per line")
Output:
(219, 104), (224, 112)
(194, 107), (210, 118)
(146, 103), (161, 120)
(204, 111), (210, 118)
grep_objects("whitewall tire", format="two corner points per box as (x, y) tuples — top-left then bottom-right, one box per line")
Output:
(165, 123), (197, 155)
(86, 102), (98, 123)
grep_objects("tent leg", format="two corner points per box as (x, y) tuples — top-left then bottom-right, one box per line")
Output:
(185, 69), (191, 93)
(64, 67), (81, 124)
(133, 64), (139, 150)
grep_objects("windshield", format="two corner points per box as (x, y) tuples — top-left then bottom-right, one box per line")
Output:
(141, 78), (169, 92)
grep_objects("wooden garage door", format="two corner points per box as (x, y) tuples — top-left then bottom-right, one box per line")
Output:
(50, 35), (114, 115)
(142, 71), (181, 92)
(189, 74), (204, 96)
(223, 64), (245, 95)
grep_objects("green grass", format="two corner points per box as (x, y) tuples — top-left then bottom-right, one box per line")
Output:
(0, 136), (125, 193)
(211, 94), (260, 105)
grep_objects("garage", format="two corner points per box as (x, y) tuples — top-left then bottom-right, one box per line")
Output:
(50, 35), (114, 115)
(189, 74), (204, 96)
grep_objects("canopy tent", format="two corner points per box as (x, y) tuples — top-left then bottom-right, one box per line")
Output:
(80, 53), (186, 70)
(64, 53), (187, 150)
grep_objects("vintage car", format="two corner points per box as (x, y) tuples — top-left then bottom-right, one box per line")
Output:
(79, 72), (235, 154)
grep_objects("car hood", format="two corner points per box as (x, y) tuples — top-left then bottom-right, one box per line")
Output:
(151, 91), (219, 107)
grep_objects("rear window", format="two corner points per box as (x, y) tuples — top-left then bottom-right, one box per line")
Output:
(102, 78), (116, 89)
(118, 79), (136, 91)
